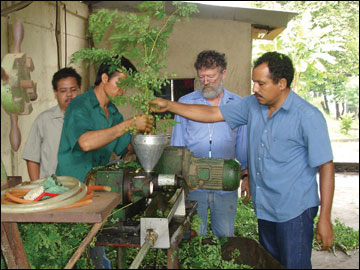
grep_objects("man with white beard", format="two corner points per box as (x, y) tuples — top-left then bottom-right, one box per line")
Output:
(170, 50), (249, 237)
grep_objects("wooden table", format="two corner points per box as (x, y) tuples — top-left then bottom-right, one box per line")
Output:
(1, 192), (121, 269)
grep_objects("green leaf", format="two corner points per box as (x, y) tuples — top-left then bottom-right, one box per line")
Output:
(88, 9), (119, 45)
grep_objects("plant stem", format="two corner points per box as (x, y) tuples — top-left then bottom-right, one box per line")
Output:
(149, 8), (179, 60)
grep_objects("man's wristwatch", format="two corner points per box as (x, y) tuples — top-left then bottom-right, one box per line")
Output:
(241, 174), (248, 180)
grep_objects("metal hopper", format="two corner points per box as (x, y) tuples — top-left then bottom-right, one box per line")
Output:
(131, 134), (169, 172)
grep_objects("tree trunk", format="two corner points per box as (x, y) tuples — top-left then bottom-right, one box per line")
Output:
(335, 102), (340, 119)
(292, 71), (301, 92)
(341, 102), (346, 116)
(321, 94), (330, 114)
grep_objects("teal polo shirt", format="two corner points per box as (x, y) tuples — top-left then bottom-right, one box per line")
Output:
(56, 86), (130, 182)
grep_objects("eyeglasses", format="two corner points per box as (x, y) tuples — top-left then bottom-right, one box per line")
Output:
(56, 87), (79, 93)
(197, 69), (225, 83)
(197, 75), (218, 83)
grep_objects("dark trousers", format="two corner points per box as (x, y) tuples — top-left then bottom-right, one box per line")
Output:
(89, 246), (111, 269)
(258, 206), (318, 269)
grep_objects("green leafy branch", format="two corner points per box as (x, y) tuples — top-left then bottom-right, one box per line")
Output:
(313, 217), (359, 256)
(70, 1), (199, 134)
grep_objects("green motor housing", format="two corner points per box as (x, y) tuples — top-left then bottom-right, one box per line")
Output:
(154, 146), (241, 191)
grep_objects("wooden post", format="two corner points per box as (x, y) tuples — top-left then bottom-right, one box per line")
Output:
(167, 246), (180, 269)
(64, 221), (105, 269)
(117, 246), (127, 269)
(1, 222), (31, 269)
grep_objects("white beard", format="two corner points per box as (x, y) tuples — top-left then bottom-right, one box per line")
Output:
(200, 82), (223, 100)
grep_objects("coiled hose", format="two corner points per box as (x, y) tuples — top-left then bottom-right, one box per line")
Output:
(1, 176), (87, 213)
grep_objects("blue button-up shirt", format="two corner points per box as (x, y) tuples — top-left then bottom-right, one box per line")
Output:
(171, 88), (248, 194)
(220, 91), (333, 222)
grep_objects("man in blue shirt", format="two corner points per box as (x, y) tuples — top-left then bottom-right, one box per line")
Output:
(171, 50), (249, 237)
(151, 52), (335, 269)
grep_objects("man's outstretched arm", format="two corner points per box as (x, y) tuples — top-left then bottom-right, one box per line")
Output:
(150, 97), (224, 123)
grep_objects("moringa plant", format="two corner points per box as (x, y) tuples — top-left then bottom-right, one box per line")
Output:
(70, 1), (199, 134)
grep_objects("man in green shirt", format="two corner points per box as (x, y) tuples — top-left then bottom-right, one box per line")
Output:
(56, 57), (153, 269)
(56, 57), (153, 182)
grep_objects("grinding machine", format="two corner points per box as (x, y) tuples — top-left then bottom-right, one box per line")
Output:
(85, 134), (242, 268)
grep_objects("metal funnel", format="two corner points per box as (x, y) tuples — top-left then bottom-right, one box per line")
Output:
(131, 134), (169, 172)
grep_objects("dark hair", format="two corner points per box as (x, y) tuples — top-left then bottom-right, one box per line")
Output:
(253, 52), (294, 88)
(194, 50), (227, 72)
(52, 67), (82, 90)
(94, 56), (137, 86)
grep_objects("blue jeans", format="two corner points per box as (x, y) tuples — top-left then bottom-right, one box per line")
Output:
(89, 246), (111, 269)
(186, 190), (238, 237)
(258, 206), (318, 269)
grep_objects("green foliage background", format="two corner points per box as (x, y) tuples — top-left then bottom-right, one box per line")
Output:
(1, 223), (94, 269)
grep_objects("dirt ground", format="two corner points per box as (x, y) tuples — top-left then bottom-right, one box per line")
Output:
(312, 172), (359, 269)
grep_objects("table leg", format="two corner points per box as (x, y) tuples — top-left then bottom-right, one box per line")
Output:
(167, 246), (179, 269)
(117, 246), (128, 269)
(64, 221), (105, 269)
(1, 222), (31, 269)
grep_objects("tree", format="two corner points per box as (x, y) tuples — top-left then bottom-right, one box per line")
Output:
(310, 1), (359, 118)
(70, 2), (199, 133)
(344, 76), (359, 117)
(252, 1), (359, 118)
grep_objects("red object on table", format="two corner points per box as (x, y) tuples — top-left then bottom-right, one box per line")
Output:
(33, 192), (59, 201)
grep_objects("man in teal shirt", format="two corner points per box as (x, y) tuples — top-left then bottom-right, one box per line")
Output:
(56, 58), (153, 182)
(56, 58), (153, 269)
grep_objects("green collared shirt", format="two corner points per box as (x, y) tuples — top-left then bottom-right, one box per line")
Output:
(56, 86), (130, 182)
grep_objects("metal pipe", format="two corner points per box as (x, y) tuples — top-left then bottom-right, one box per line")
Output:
(129, 239), (152, 269)
(129, 229), (158, 269)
